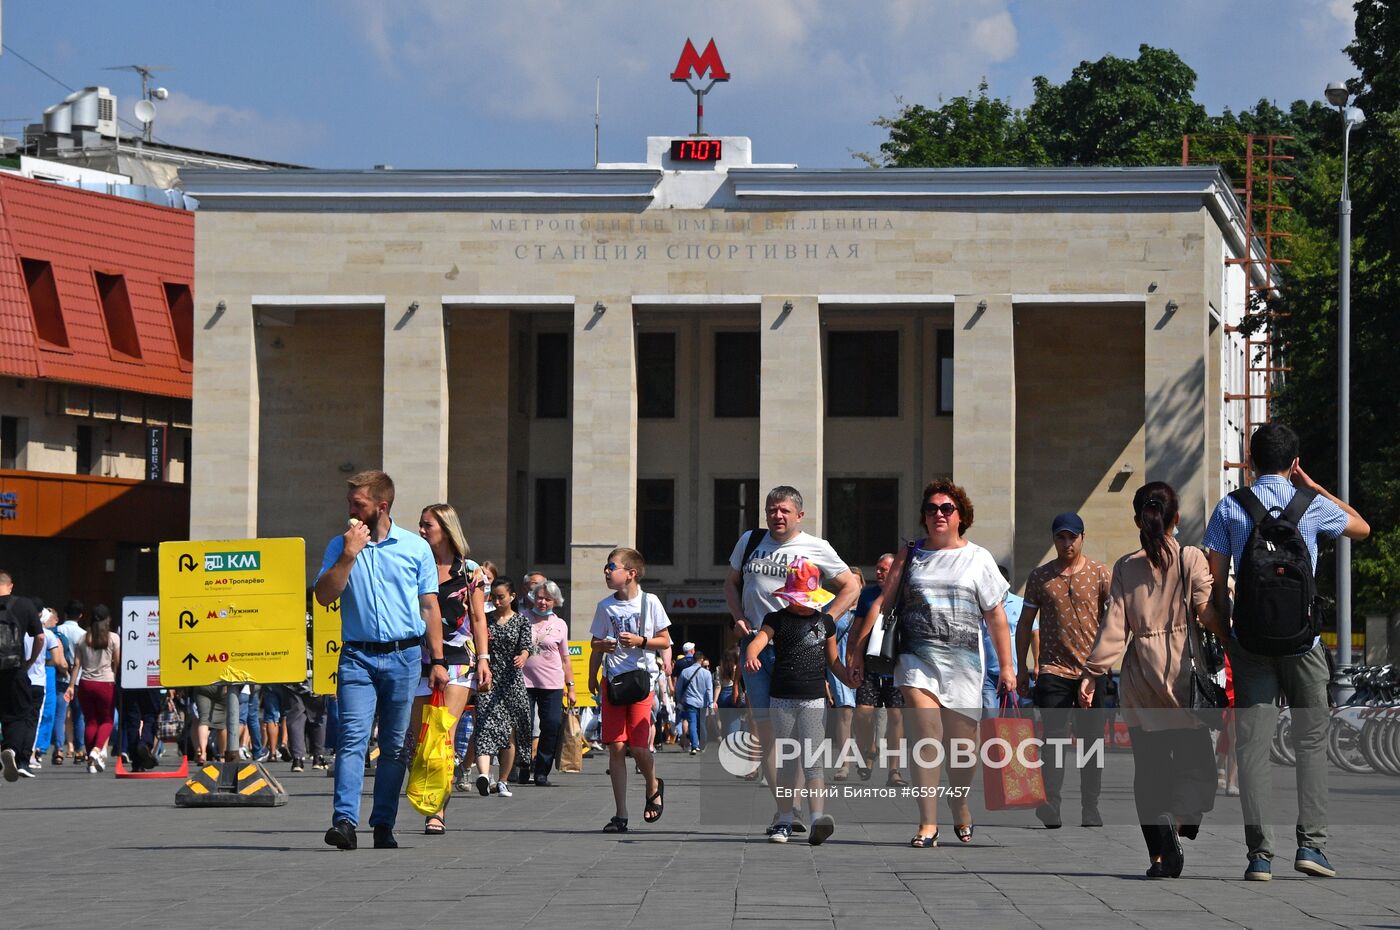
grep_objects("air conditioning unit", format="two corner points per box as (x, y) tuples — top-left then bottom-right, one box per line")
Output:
(68, 86), (118, 138)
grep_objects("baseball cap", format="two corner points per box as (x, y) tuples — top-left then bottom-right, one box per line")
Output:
(774, 557), (835, 611)
(1051, 512), (1085, 536)
(682, 642), (696, 653)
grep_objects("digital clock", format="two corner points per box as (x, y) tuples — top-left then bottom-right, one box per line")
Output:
(670, 138), (723, 162)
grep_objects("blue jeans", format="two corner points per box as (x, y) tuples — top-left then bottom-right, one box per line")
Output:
(332, 643), (419, 828)
(50, 673), (70, 751)
(260, 686), (283, 723)
(740, 635), (776, 712)
(36, 668), (56, 752)
(240, 687), (262, 756)
(681, 705), (705, 750)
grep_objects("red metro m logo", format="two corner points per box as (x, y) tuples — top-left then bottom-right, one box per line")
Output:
(671, 38), (729, 82)
(671, 38), (729, 137)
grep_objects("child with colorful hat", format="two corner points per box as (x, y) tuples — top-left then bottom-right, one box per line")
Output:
(743, 557), (857, 845)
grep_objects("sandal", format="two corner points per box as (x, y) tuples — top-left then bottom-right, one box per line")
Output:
(643, 778), (665, 823)
(886, 770), (907, 787)
(833, 767), (849, 782)
(954, 824), (974, 843)
(603, 816), (629, 833)
(911, 831), (939, 848)
(424, 815), (446, 835)
(857, 766), (872, 782)
(52, 750), (64, 766)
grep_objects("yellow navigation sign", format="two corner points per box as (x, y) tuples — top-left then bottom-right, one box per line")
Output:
(312, 597), (343, 695)
(159, 538), (307, 686)
(568, 641), (596, 708)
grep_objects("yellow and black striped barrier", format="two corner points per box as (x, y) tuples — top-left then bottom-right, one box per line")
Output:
(176, 760), (289, 807)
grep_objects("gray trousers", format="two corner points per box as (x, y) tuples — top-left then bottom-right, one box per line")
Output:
(1228, 639), (1329, 859)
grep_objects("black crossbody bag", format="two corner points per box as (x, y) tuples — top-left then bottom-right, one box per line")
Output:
(1180, 549), (1229, 728)
(606, 592), (653, 705)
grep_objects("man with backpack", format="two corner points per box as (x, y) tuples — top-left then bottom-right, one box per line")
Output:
(0, 571), (45, 782)
(1204, 423), (1370, 882)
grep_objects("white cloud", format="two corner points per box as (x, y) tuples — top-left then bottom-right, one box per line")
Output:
(151, 92), (322, 161)
(970, 12), (1018, 62)
(336, 0), (1017, 125)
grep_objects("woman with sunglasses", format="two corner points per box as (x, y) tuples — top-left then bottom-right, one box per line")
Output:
(849, 479), (1015, 848)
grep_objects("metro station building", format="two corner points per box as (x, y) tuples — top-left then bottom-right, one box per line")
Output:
(183, 135), (1258, 652)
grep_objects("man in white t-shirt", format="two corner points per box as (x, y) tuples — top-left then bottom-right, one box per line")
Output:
(723, 486), (859, 827)
(23, 619), (64, 776)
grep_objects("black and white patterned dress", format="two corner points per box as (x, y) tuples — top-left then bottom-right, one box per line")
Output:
(474, 611), (533, 757)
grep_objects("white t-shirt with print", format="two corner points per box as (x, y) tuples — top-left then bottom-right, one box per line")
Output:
(24, 631), (50, 687)
(728, 530), (850, 627)
(590, 591), (671, 677)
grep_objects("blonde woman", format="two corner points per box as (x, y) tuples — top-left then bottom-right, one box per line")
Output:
(411, 503), (490, 835)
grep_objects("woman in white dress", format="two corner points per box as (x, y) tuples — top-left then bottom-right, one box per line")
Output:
(850, 479), (1015, 848)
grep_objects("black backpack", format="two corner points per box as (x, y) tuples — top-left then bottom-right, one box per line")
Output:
(1229, 487), (1321, 656)
(0, 597), (23, 672)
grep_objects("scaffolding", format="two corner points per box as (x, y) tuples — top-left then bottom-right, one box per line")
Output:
(1182, 133), (1294, 476)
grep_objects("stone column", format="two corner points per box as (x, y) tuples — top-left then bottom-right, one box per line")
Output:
(381, 298), (448, 518)
(569, 297), (636, 610)
(1145, 289), (1209, 540)
(759, 295), (823, 533)
(190, 295), (258, 540)
(952, 294), (1015, 573)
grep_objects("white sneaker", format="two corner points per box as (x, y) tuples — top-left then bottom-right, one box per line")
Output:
(87, 761), (98, 774)
(93, 750), (106, 772)
(496, 780), (513, 798)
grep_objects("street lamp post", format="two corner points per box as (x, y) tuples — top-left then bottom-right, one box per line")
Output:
(1325, 81), (1364, 669)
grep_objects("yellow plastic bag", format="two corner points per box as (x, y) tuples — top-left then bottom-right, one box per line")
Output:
(406, 691), (457, 815)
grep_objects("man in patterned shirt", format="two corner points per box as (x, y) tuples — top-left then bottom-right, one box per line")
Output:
(1015, 512), (1112, 828)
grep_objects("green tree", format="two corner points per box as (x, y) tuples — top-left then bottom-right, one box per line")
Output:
(866, 46), (1209, 168)
(867, 82), (1039, 168)
(1024, 45), (1209, 165)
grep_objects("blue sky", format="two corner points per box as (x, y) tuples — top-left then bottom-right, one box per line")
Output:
(0, 1), (1358, 170)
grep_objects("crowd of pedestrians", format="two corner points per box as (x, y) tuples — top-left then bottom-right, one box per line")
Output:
(0, 421), (1372, 886)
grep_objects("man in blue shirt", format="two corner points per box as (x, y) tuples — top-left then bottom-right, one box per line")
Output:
(1203, 424), (1369, 882)
(982, 566), (1034, 714)
(315, 470), (459, 850)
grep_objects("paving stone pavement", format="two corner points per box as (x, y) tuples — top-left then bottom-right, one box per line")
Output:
(3, 747), (1399, 930)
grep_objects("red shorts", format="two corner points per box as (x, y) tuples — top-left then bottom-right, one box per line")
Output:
(600, 688), (653, 748)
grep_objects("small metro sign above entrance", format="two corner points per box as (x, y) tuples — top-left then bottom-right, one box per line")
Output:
(672, 38), (729, 137)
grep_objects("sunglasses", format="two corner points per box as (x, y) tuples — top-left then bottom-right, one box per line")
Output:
(604, 562), (630, 573)
(922, 502), (959, 517)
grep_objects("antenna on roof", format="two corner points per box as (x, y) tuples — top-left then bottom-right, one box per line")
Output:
(594, 76), (600, 168)
(103, 64), (172, 142)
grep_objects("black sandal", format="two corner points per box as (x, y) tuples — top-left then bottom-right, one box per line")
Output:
(603, 816), (629, 833)
(424, 815), (445, 835)
(643, 778), (665, 823)
(954, 824), (974, 843)
(911, 831), (939, 848)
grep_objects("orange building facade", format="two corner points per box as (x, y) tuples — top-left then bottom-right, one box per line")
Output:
(0, 172), (192, 611)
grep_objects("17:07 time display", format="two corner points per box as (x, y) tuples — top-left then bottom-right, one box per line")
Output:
(670, 139), (722, 162)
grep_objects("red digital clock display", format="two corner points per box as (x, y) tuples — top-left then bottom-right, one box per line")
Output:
(670, 139), (723, 162)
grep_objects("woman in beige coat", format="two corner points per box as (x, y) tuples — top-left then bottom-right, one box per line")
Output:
(1079, 481), (1225, 879)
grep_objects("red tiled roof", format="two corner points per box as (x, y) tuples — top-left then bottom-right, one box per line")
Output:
(0, 173), (192, 398)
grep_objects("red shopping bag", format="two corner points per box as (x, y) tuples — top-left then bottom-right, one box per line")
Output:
(980, 698), (1047, 811)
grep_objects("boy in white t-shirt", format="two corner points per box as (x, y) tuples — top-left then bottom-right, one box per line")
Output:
(589, 547), (672, 833)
